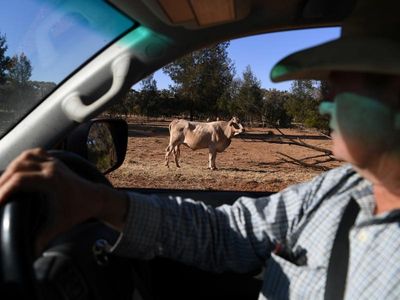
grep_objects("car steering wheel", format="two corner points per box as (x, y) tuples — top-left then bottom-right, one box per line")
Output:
(0, 150), (150, 300)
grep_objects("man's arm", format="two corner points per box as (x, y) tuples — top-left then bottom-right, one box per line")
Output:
(111, 185), (314, 273)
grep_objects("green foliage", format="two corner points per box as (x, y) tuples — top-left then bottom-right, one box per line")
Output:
(8, 53), (32, 86)
(285, 79), (329, 130)
(0, 33), (330, 132)
(0, 31), (333, 133)
(262, 89), (292, 127)
(163, 42), (234, 120)
(285, 79), (315, 123)
(0, 34), (11, 85)
(0, 37), (54, 135)
(106, 89), (137, 117)
(156, 89), (187, 116)
(139, 74), (160, 117)
(0, 45), (39, 115)
(221, 77), (242, 118)
(230, 66), (263, 122)
(102, 47), (330, 131)
(87, 123), (117, 173)
(319, 80), (330, 100)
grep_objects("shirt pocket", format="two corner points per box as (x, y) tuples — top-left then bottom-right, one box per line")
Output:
(262, 253), (325, 300)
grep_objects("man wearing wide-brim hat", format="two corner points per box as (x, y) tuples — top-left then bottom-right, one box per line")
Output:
(268, 0), (400, 297)
(0, 0), (400, 299)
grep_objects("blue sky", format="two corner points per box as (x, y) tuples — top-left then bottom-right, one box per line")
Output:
(149, 27), (340, 92)
(1, 0), (340, 92)
(1, 0), (133, 83)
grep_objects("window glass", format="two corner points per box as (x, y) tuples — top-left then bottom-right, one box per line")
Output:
(0, 0), (134, 137)
(106, 28), (345, 192)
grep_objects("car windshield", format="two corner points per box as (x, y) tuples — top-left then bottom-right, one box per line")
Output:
(0, 0), (134, 137)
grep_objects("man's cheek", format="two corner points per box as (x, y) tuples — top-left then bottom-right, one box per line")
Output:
(331, 132), (370, 166)
(331, 133), (351, 161)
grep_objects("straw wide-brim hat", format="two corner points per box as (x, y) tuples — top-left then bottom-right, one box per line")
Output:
(270, 0), (400, 82)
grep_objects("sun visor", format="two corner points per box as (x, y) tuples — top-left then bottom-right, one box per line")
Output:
(143, 0), (251, 29)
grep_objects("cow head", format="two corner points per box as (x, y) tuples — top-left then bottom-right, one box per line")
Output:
(229, 117), (245, 136)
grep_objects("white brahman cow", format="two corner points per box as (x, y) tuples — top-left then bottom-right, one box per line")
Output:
(165, 117), (245, 170)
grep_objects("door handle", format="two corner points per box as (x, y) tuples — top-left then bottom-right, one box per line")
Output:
(62, 55), (131, 122)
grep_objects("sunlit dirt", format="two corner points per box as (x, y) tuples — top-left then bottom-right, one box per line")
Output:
(107, 118), (343, 192)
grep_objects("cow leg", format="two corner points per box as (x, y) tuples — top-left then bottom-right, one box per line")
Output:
(208, 146), (217, 170)
(165, 144), (174, 167)
(174, 145), (181, 168)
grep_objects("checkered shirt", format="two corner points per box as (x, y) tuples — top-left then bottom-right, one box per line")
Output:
(113, 165), (400, 299)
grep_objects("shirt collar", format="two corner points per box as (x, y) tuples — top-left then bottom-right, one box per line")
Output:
(350, 178), (376, 222)
(350, 176), (400, 225)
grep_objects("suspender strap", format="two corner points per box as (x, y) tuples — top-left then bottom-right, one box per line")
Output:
(324, 198), (360, 300)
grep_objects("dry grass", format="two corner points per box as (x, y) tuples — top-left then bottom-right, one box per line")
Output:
(107, 118), (343, 192)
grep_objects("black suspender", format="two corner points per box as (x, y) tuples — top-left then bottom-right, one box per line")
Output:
(324, 198), (360, 300)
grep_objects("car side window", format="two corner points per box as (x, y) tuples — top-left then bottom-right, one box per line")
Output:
(106, 28), (344, 192)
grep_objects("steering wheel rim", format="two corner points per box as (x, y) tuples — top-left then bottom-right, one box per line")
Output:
(0, 150), (118, 299)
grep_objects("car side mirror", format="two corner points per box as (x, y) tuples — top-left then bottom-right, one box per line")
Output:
(62, 118), (128, 174)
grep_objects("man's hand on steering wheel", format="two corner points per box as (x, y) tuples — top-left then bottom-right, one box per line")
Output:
(0, 148), (128, 254)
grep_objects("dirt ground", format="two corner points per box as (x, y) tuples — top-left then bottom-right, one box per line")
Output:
(107, 118), (343, 192)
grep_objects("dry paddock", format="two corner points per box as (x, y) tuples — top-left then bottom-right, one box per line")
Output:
(107, 118), (343, 192)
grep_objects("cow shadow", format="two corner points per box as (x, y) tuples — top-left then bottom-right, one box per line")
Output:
(219, 167), (272, 174)
(127, 124), (170, 138)
(237, 132), (329, 141)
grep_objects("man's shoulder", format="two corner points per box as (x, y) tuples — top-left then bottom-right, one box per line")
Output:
(280, 164), (360, 198)
(314, 164), (360, 188)
(322, 163), (357, 179)
(291, 164), (363, 211)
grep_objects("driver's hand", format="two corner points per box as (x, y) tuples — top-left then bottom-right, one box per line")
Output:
(0, 148), (128, 254)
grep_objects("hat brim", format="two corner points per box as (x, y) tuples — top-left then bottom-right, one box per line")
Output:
(270, 36), (400, 82)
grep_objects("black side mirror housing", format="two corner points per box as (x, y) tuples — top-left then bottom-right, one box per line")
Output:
(62, 118), (128, 174)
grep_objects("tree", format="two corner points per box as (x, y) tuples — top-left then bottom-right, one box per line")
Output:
(157, 89), (185, 117)
(8, 53), (32, 86)
(285, 80), (319, 127)
(106, 89), (139, 118)
(220, 77), (242, 118)
(231, 66), (263, 123)
(318, 80), (330, 100)
(314, 79), (330, 132)
(262, 88), (292, 127)
(284, 79), (330, 130)
(0, 33), (11, 85)
(1, 52), (35, 112)
(285, 79), (315, 123)
(0, 33), (11, 112)
(138, 73), (160, 118)
(163, 42), (234, 120)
